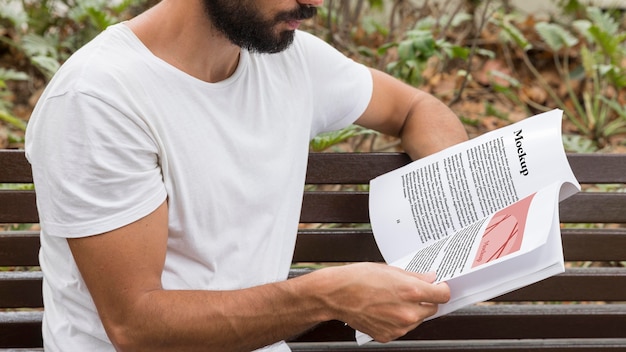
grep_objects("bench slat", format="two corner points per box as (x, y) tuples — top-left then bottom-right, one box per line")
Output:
(0, 272), (43, 308)
(0, 191), (38, 223)
(4, 306), (626, 348)
(4, 152), (626, 185)
(4, 268), (625, 310)
(494, 267), (626, 301)
(300, 192), (369, 223)
(562, 228), (626, 261)
(2, 228), (624, 266)
(0, 150), (32, 183)
(289, 339), (626, 352)
(293, 228), (626, 263)
(299, 192), (626, 224)
(0, 312), (43, 349)
(291, 304), (626, 342)
(0, 232), (40, 266)
(2, 191), (626, 225)
(303, 153), (626, 184)
(560, 193), (626, 223)
(566, 153), (626, 184)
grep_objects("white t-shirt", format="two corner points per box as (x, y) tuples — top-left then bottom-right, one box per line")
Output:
(25, 24), (373, 351)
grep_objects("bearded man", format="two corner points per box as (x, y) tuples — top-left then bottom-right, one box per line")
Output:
(25, 0), (467, 351)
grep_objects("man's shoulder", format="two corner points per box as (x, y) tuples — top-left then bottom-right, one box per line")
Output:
(47, 24), (152, 97)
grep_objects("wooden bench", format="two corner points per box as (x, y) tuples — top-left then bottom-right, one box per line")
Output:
(2, 149), (626, 351)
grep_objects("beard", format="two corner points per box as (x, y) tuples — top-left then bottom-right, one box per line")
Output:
(202, 0), (317, 53)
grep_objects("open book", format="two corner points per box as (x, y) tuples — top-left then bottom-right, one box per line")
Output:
(356, 109), (580, 344)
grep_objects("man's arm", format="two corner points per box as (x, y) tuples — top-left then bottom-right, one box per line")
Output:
(356, 68), (468, 159)
(68, 201), (450, 351)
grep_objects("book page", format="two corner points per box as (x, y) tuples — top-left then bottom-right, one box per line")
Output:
(369, 109), (580, 263)
(393, 189), (542, 284)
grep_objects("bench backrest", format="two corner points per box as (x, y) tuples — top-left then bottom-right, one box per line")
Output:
(2, 150), (626, 349)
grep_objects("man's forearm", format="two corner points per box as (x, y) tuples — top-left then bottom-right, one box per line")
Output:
(103, 271), (330, 352)
(100, 262), (450, 351)
(400, 91), (468, 160)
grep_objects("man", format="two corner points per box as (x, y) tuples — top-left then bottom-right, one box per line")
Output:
(25, 0), (468, 351)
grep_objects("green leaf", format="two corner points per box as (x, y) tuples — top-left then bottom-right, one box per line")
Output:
(588, 25), (619, 61)
(601, 118), (626, 138)
(600, 96), (626, 118)
(408, 30), (436, 60)
(310, 125), (377, 152)
(30, 56), (60, 79)
(21, 34), (58, 59)
(580, 46), (596, 76)
(443, 43), (470, 60)
(498, 17), (532, 51)
(414, 17), (437, 30)
(367, 0), (384, 10)
(562, 134), (598, 153)
(86, 6), (115, 30)
(586, 7), (618, 36)
(572, 19), (593, 42)
(377, 42), (396, 55)
(0, 110), (27, 131)
(397, 39), (415, 60)
(535, 22), (578, 51)
(489, 70), (521, 87)
(450, 12), (473, 28)
(0, 68), (29, 81)
(475, 48), (496, 59)
(0, 0), (28, 27)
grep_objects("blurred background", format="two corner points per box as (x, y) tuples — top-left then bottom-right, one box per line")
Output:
(1, 0), (625, 154)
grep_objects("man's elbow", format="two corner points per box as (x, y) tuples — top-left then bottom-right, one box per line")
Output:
(103, 320), (145, 352)
(100, 310), (162, 352)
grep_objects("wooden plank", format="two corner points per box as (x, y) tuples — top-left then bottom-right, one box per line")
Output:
(405, 304), (626, 340)
(0, 311), (43, 348)
(2, 189), (626, 226)
(293, 228), (626, 263)
(300, 192), (626, 225)
(0, 150), (32, 183)
(0, 191), (38, 223)
(289, 339), (626, 352)
(293, 229), (383, 263)
(3, 151), (626, 186)
(4, 267), (623, 311)
(0, 232), (40, 266)
(3, 306), (626, 349)
(0, 272), (43, 309)
(494, 267), (626, 301)
(560, 193), (626, 223)
(2, 227), (623, 267)
(300, 192), (369, 223)
(306, 153), (411, 184)
(291, 304), (626, 342)
(567, 153), (626, 184)
(303, 153), (626, 185)
(561, 228), (626, 261)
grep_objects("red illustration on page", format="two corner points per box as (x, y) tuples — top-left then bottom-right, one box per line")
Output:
(472, 193), (536, 268)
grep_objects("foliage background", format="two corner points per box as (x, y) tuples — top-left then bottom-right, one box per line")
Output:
(1, 0), (625, 154)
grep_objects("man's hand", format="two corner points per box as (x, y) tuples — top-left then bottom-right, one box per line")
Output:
(307, 263), (450, 342)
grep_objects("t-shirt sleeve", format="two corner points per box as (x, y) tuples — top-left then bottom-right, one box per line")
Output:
(294, 31), (373, 137)
(26, 90), (167, 238)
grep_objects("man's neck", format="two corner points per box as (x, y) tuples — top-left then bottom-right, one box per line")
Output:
(125, 0), (241, 83)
